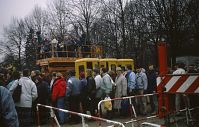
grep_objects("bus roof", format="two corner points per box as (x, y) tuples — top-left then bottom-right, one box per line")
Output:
(75, 58), (99, 63)
(99, 58), (117, 62)
(117, 59), (134, 62)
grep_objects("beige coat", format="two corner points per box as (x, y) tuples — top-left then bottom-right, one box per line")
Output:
(114, 74), (127, 109)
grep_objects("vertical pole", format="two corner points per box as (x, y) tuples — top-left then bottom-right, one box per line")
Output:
(157, 42), (168, 75)
(131, 119), (135, 127)
(81, 116), (86, 127)
(50, 108), (55, 127)
(157, 42), (170, 118)
(36, 105), (40, 127)
(52, 43), (54, 58)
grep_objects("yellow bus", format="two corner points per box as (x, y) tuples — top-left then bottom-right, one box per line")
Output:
(75, 58), (134, 78)
(117, 59), (134, 71)
(75, 58), (99, 78)
(99, 58), (117, 72)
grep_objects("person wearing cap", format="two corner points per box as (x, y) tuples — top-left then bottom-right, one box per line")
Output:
(114, 67), (127, 114)
(51, 72), (66, 124)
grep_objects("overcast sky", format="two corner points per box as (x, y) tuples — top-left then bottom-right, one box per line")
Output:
(0, 0), (48, 39)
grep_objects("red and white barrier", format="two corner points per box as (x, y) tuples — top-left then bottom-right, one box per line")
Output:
(98, 93), (159, 126)
(36, 104), (125, 127)
(157, 74), (199, 94)
(141, 122), (165, 127)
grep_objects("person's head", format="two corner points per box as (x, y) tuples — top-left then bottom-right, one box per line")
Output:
(31, 71), (36, 77)
(64, 70), (71, 79)
(93, 68), (100, 76)
(135, 65), (142, 73)
(12, 71), (20, 80)
(56, 72), (63, 78)
(79, 72), (85, 78)
(126, 65), (132, 71)
(0, 73), (4, 81)
(121, 66), (126, 72)
(116, 67), (122, 75)
(34, 76), (42, 84)
(100, 67), (107, 74)
(148, 64), (154, 71)
(35, 70), (41, 76)
(52, 72), (57, 80)
(6, 71), (12, 80)
(174, 63), (184, 70)
(188, 65), (195, 72)
(69, 70), (76, 77)
(108, 70), (114, 77)
(23, 69), (30, 77)
(86, 69), (92, 77)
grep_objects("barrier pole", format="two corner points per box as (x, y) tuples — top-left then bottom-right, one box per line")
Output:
(81, 116), (86, 127)
(37, 104), (125, 127)
(141, 122), (165, 127)
(98, 93), (158, 126)
(36, 106), (40, 127)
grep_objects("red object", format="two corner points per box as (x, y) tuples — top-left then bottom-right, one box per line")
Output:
(157, 42), (170, 118)
(79, 72), (85, 78)
(51, 77), (67, 102)
(157, 42), (168, 75)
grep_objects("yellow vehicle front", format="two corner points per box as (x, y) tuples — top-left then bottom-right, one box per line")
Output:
(75, 58), (99, 78)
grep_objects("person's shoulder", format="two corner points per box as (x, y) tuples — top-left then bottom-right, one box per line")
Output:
(0, 86), (6, 91)
(0, 86), (9, 96)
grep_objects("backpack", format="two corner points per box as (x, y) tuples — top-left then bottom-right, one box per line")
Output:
(12, 81), (22, 103)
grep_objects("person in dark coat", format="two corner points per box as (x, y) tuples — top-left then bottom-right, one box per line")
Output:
(34, 75), (49, 124)
(146, 64), (157, 114)
(79, 72), (87, 114)
(86, 69), (96, 116)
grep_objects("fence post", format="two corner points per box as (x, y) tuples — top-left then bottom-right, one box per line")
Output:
(81, 116), (86, 127)
(36, 105), (40, 127)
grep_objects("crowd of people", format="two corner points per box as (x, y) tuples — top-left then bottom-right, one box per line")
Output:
(0, 63), (198, 126)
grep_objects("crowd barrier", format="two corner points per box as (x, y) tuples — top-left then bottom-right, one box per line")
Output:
(36, 104), (125, 127)
(98, 93), (159, 126)
(141, 122), (165, 127)
(98, 93), (199, 127)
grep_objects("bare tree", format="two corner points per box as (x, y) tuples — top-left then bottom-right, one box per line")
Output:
(3, 18), (26, 70)
(47, 0), (69, 41)
(65, 0), (102, 44)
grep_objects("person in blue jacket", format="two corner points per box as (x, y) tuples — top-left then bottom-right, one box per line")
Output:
(0, 86), (19, 127)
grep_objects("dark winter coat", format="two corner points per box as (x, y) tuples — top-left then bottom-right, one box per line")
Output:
(86, 76), (96, 98)
(147, 70), (157, 93)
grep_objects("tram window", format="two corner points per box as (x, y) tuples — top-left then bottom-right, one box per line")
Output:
(94, 64), (99, 69)
(111, 64), (116, 71)
(101, 65), (104, 68)
(106, 62), (108, 70)
(49, 62), (75, 67)
(87, 62), (92, 69)
(79, 65), (85, 72)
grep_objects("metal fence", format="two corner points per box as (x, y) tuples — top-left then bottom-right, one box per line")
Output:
(36, 104), (125, 127)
